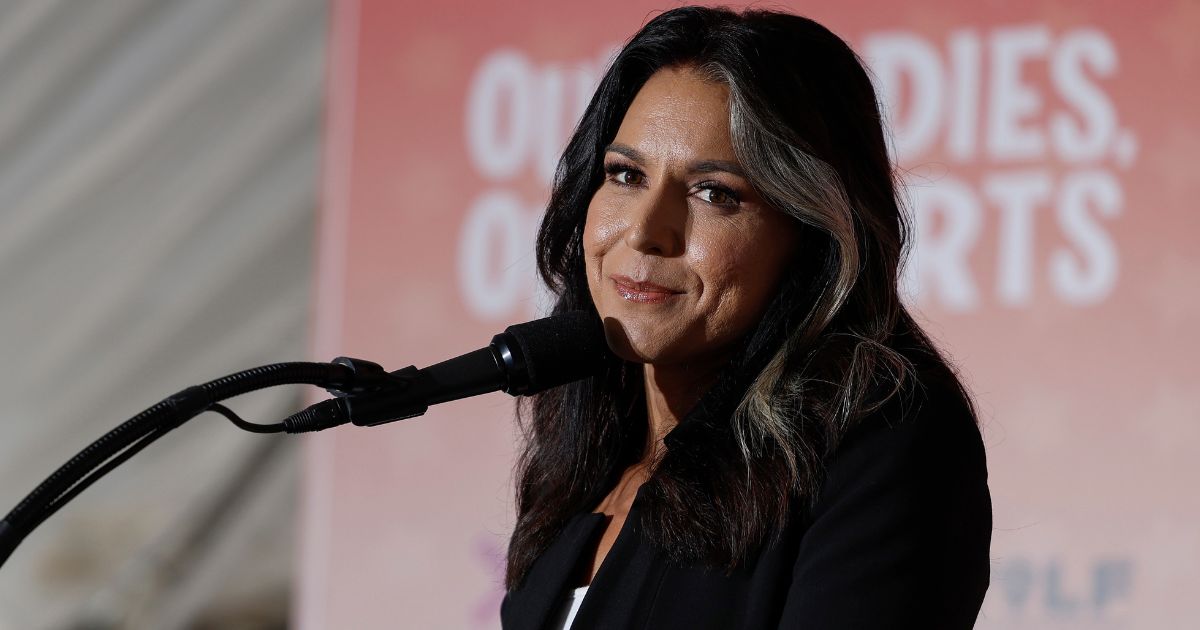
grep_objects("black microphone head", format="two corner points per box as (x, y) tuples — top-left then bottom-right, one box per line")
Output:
(493, 310), (609, 395)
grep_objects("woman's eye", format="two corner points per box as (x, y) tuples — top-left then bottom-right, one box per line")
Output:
(603, 161), (646, 187)
(612, 169), (644, 186)
(697, 186), (739, 207)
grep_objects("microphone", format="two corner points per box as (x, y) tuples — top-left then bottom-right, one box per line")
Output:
(283, 310), (608, 432)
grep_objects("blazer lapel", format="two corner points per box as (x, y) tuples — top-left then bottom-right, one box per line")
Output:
(502, 512), (606, 630)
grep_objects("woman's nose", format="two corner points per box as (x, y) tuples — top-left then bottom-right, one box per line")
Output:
(623, 186), (686, 257)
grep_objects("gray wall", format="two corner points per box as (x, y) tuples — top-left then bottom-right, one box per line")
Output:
(0, 0), (326, 627)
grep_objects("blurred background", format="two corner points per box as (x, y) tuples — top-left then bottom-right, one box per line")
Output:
(1, 1), (1196, 629)
(0, 0), (324, 628)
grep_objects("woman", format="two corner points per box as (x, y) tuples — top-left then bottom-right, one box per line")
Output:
(502, 6), (992, 629)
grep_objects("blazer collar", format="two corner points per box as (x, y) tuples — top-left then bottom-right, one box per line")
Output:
(502, 511), (606, 630)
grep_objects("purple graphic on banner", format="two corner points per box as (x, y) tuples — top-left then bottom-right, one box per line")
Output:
(472, 533), (507, 627)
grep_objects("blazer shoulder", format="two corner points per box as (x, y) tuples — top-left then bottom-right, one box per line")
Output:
(779, 360), (993, 627)
(812, 358), (990, 522)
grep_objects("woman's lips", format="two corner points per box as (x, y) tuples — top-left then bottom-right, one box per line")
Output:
(611, 275), (682, 304)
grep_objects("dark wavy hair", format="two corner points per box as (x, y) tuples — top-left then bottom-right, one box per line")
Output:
(505, 5), (976, 589)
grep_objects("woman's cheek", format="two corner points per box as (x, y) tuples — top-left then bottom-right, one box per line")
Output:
(687, 228), (741, 288)
(587, 205), (625, 248)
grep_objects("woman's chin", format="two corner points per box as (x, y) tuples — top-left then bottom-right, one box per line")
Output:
(599, 316), (676, 364)
(606, 334), (661, 364)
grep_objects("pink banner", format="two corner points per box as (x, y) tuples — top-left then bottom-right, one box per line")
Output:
(300, 1), (1199, 627)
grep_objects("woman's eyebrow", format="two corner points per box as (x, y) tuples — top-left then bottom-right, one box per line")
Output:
(687, 159), (746, 178)
(604, 143), (746, 178)
(604, 142), (643, 163)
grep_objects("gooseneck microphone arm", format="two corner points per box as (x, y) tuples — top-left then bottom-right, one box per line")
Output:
(0, 311), (606, 572)
(0, 361), (373, 570)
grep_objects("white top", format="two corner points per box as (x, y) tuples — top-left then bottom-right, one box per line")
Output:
(548, 585), (590, 629)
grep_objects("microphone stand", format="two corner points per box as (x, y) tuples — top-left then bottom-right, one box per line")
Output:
(0, 356), (413, 571)
(0, 311), (571, 572)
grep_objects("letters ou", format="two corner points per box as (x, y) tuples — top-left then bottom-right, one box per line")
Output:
(465, 49), (603, 185)
(460, 47), (615, 321)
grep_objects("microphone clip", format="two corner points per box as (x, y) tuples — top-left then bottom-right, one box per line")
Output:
(324, 356), (415, 397)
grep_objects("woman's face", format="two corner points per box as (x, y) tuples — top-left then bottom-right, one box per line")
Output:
(584, 66), (801, 367)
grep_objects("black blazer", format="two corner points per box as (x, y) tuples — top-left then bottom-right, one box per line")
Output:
(500, 372), (993, 629)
